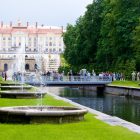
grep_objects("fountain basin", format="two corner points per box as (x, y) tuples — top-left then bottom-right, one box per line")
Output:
(0, 85), (32, 90)
(0, 106), (88, 124)
(0, 83), (23, 86)
(0, 91), (46, 98)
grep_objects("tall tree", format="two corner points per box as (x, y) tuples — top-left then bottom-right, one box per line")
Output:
(96, 0), (140, 72)
(132, 19), (140, 70)
(63, 0), (140, 76)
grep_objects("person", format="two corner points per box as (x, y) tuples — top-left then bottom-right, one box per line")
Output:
(69, 70), (73, 81)
(92, 69), (96, 76)
(2, 72), (4, 78)
(131, 71), (136, 81)
(137, 72), (140, 81)
(4, 72), (7, 81)
(47, 71), (51, 81)
(87, 71), (91, 81)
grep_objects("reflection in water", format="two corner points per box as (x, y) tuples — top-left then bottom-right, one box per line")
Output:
(46, 87), (140, 126)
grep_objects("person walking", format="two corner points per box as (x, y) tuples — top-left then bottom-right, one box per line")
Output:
(4, 72), (7, 81)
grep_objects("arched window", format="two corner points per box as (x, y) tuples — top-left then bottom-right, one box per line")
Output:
(25, 64), (30, 70)
(4, 64), (8, 71)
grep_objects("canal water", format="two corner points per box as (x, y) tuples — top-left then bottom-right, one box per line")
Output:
(46, 87), (140, 126)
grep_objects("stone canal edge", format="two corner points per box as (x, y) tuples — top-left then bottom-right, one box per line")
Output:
(46, 90), (140, 134)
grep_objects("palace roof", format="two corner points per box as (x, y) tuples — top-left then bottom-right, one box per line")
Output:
(0, 23), (63, 34)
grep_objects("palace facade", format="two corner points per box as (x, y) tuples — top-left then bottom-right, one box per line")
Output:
(0, 21), (64, 72)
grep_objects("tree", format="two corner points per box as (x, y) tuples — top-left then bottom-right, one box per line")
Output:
(132, 21), (140, 71)
(62, 0), (140, 76)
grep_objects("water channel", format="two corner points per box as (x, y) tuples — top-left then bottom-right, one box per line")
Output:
(46, 87), (140, 126)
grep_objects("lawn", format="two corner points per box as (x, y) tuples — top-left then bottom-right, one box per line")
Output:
(0, 94), (140, 140)
(110, 80), (140, 88)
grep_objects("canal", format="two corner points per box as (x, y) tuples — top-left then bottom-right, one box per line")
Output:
(46, 87), (140, 126)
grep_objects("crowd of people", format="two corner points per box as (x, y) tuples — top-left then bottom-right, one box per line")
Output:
(1, 71), (7, 81)
(131, 71), (140, 81)
(0, 70), (140, 82)
(40, 71), (127, 82)
(12, 72), (23, 82)
(99, 72), (125, 81)
(40, 70), (132, 82)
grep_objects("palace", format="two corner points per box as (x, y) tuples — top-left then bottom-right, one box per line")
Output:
(0, 20), (64, 72)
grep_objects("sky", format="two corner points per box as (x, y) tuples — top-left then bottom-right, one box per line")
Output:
(0, 0), (93, 27)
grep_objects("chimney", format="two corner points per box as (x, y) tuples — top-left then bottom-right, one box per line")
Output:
(10, 21), (12, 27)
(35, 22), (38, 28)
(27, 22), (29, 27)
(1, 21), (3, 27)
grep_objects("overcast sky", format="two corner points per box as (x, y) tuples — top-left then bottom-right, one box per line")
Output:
(0, 0), (93, 27)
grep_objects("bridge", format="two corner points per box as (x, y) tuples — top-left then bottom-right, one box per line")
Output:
(24, 76), (112, 86)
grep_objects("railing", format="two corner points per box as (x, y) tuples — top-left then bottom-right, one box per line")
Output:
(23, 75), (112, 85)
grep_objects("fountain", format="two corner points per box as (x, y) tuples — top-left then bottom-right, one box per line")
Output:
(0, 37), (46, 99)
(0, 106), (87, 124)
(0, 36), (88, 123)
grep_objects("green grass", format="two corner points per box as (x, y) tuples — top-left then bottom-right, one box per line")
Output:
(0, 94), (140, 140)
(110, 80), (140, 88)
(0, 95), (71, 107)
(0, 114), (140, 140)
(0, 76), (3, 81)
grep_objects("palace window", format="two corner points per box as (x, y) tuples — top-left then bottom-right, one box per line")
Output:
(25, 64), (30, 70)
(3, 48), (6, 51)
(49, 42), (52, 46)
(4, 63), (8, 71)
(53, 48), (56, 52)
(59, 48), (62, 52)
(59, 41), (62, 46)
(49, 48), (52, 53)
(45, 42), (48, 46)
(46, 48), (48, 52)
(34, 49), (37, 52)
